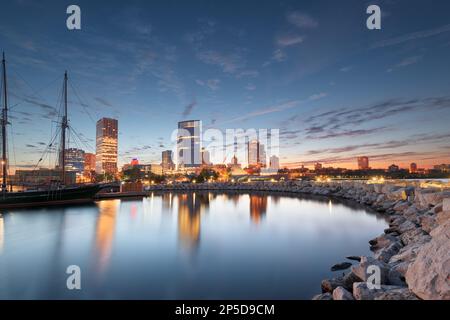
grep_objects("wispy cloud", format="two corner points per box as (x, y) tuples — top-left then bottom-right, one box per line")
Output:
(182, 99), (197, 118)
(220, 92), (327, 124)
(309, 92), (327, 101)
(307, 127), (387, 140)
(196, 49), (244, 74)
(245, 83), (256, 91)
(388, 55), (422, 72)
(286, 11), (319, 29)
(196, 79), (221, 91)
(340, 66), (353, 72)
(372, 23), (450, 48)
(94, 97), (113, 107)
(272, 49), (287, 62)
(276, 34), (304, 47)
(303, 96), (450, 133)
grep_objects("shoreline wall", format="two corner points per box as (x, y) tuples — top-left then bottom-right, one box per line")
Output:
(146, 181), (450, 300)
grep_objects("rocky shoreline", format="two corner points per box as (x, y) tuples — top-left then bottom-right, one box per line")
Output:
(147, 180), (450, 300)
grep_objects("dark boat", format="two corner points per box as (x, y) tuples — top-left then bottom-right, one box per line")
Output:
(0, 184), (104, 208)
(0, 53), (106, 208)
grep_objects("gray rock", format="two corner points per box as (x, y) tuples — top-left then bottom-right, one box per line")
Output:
(374, 241), (403, 263)
(419, 215), (437, 233)
(346, 256), (361, 262)
(397, 220), (417, 234)
(374, 288), (419, 300)
(331, 262), (352, 271)
(444, 198), (450, 211)
(405, 220), (450, 300)
(387, 268), (407, 287)
(415, 190), (450, 209)
(342, 271), (362, 290)
(312, 292), (333, 300)
(390, 261), (411, 277)
(321, 277), (344, 293)
(404, 205), (420, 217)
(351, 256), (389, 284)
(399, 228), (426, 246)
(352, 282), (402, 300)
(430, 203), (443, 215)
(332, 286), (355, 300)
(370, 234), (398, 251)
(436, 210), (450, 225)
(389, 240), (428, 265)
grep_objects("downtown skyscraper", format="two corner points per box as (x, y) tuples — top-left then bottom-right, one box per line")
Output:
(95, 117), (118, 175)
(177, 120), (201, 168)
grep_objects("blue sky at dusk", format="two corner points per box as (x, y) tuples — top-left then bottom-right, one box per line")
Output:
(1, 0), (450, 170)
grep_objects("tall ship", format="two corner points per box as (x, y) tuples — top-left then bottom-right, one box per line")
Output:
(0, 53), (106, 208)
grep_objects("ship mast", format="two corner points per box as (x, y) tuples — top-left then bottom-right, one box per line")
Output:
(1, 52), (8, 194)
(59, 71), (68, 185)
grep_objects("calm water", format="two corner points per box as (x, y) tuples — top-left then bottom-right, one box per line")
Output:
(0, 192), (387, 299)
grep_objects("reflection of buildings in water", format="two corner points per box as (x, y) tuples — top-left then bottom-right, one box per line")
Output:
(177, 192), (209, 250)
(328, 200), (333, 214)
(0, 215), (3, 254)
(161, 193), (173, 211)
(271, 195), (281, 205)
(207, 192), (217, 203)
(249, 195), (268, 224)
(223, 193), (240, 206)
(94, 200), (119, 273)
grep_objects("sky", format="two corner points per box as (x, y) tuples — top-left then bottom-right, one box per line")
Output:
(1, 0), (450, 171)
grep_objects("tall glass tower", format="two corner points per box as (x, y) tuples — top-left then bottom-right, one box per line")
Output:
(177, 120), (201, 168)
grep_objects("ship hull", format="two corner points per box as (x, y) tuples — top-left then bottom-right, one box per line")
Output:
(0, 184), (104, 208)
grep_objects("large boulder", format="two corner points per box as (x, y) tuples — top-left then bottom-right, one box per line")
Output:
(342, 271), (361, 291)
(387, 189), (408, 201)
(332, 286), (355, 300)
(399, 228), (427, 246)
(369, 234), (398, 251)
(374, 241), (403, 263)
(405, 220), (450, 300)
(436, 210), (450, 226)
(444, 198), (450, 211)
(389, 237), (431, 266)
(351, 256), (390, 284)
(419, 215), (437, 233)
(374, 288), (419, 300)
(393, 201), (410, 212)
(397, 220), (417, 234)
(321, 277), (344, 293)
(352, 282), (402, 300)
(390, 261), (410, 277)
(415, 190), (450, 209)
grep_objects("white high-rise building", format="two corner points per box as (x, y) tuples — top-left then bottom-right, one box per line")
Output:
(177, 120), (201, 168)
(259, 144), (267, 168)
(247, 140), (260, 166)
(269, 155), (280, 170)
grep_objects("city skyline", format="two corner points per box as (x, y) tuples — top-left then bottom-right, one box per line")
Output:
(1, 0), (450, 172)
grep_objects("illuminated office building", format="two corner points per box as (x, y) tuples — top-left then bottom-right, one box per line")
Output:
(95, 118), (118, 175)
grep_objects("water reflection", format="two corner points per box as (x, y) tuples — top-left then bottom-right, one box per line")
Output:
(249, 194), (268, 224)
(93, 200), (119, 274)
(0, 192), (388, 299)
(161, 193), (173, 210)
(0, 215), (3, 254)
(175, 193), (210, 250)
